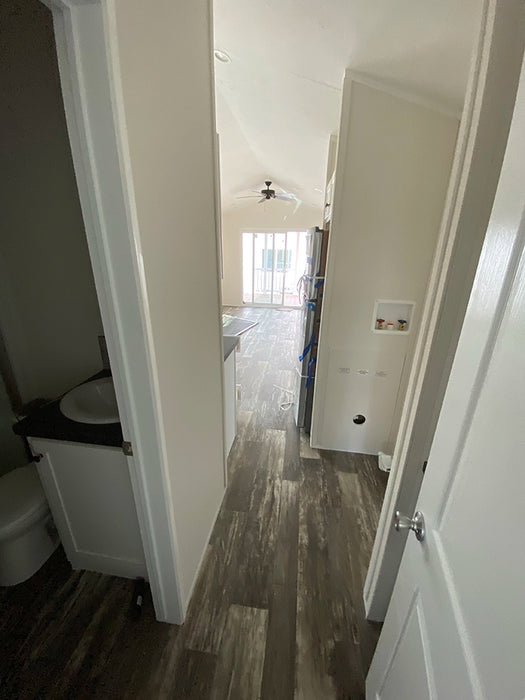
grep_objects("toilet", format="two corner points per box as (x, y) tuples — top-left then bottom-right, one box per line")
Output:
(0, 464), (59, 586)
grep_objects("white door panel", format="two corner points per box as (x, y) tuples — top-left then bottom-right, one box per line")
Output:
(31, 438), (146, 579)
(378, 594), (434, 700)
(368, 49), (525, 700)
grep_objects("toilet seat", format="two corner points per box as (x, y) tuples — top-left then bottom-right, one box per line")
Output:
(0, 465), (49, 539)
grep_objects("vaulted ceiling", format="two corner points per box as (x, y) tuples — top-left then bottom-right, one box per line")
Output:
(213, 0), (482, 212)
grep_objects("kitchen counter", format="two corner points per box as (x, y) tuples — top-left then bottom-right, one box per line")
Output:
(222, 314), (258, 337)
(13, 370), (123, 448)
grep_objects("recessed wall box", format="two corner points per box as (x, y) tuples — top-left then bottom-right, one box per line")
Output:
(372, 300), (415, 334)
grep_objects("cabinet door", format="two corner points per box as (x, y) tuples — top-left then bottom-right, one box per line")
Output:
(223, 352), (237, 462)
(30, 438), (146, 579)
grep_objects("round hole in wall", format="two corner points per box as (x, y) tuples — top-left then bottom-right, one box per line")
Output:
(353, 414), (366, 425)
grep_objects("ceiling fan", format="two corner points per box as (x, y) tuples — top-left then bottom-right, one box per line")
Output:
(237, 180), (298, 204)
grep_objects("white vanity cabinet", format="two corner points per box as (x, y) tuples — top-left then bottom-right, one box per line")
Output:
(28, 437), (146, 579)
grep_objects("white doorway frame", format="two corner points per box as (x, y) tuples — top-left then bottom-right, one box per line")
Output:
(41, 0), (184, 623)
(365, 0), (525, 620)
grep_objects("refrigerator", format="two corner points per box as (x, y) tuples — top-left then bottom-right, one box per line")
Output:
(294, 226), (328, 431)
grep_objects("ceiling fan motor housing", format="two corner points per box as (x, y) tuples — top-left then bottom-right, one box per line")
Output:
(263, 180), (275, 198)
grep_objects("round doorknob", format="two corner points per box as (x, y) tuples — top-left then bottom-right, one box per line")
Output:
(394, 510), (426, 542)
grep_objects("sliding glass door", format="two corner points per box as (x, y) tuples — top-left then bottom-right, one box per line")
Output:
(242, 231), (307, 307)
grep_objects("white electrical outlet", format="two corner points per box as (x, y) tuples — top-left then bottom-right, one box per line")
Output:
(338, 367), (351, 374)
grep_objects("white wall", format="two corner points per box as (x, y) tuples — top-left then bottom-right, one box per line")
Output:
(222, 200), (323, 305)
(113, 0), (225, 605)
(0, 0), (104, 403)
(312, 78), (458, 454)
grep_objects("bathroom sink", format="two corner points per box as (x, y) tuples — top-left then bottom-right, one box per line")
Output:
(59, 377), (119, 424)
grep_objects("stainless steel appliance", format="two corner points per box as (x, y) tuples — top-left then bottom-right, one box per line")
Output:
(294, 226), (327, 430)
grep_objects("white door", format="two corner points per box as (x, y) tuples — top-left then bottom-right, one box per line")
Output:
(367, 55), (525, 700)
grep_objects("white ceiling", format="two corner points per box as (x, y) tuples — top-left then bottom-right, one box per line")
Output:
(213, 0), (482, 212)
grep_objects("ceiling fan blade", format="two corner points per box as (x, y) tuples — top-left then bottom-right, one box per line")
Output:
(236, 195), (262, 199)
(275, 182), (295, 193)
(274, 193), (297, 201)
(257, 197), (266, 204)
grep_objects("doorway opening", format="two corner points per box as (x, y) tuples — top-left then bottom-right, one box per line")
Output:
(242, 231), (307, 307)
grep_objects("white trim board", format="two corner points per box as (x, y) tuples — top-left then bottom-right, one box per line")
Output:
(363, 0), (525, 620)
(41, 0), (184, 623)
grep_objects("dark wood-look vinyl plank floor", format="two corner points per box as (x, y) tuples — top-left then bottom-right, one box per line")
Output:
(1, 307), (388, 699)
(176, 307), (388, 699)
(0, 548), (176, 699)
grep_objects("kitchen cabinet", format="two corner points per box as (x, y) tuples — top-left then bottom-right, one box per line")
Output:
(223, 336), (239, 460)
(223, 350), (236, 458)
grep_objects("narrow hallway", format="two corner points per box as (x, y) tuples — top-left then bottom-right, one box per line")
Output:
(171, 307), (389, 699)
(0, 307), (389, 699)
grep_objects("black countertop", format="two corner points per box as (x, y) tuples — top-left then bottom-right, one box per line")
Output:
(13, 370), (123, 448)
(14, 339), (240, 448)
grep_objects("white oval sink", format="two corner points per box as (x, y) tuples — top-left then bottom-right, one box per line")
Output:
(60, 377), (119, 424)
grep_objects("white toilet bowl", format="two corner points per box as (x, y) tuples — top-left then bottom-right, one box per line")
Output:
(0, 464), (59, 586)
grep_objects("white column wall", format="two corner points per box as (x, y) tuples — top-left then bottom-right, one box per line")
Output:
(312, 78), (458, 454)
(112, 0), (225, 604)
